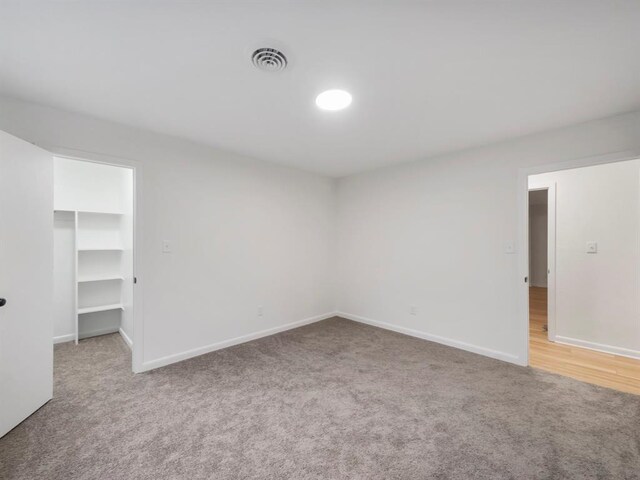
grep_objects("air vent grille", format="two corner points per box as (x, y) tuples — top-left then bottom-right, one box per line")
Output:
(251, 48), (288, 72)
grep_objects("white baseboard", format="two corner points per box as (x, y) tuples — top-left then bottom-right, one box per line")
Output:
(140, 312), (337, 372)
(53, 327), (120, 344)
(53, 333), (75, 344)
(338, 312), (523, 365)
(119, 328), (133, 349)
(555, 335), (640, 360)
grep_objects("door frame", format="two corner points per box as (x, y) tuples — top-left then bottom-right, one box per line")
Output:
(49, 148), (144, 374)
(527, 182), (556, 341)
(517, 149), (640, 366)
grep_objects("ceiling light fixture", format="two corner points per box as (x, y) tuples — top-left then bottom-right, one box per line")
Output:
(315, 89), (352, 111)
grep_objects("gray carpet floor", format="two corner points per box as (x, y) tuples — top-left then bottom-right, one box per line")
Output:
(1, 317), (639, 479)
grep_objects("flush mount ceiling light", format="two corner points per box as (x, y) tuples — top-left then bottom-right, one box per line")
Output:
(315, 89), (352, 111)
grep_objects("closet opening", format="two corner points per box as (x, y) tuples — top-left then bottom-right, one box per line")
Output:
(53, 156), (135, 365)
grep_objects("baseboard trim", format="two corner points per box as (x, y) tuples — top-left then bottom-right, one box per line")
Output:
(338, 312), (523, 365)
(53, 333), (75, 344)
(119, 328), (133, 349)
(140, 312), (337, 372)
(53, 327), (120, 344)
(555, 335), (640, 360)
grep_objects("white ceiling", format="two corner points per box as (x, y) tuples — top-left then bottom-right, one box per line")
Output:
(2, 1), (640, 177)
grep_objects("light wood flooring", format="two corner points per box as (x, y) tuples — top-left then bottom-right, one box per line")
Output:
(529, 286), (640, 395)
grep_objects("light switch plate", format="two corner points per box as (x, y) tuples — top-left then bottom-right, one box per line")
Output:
(586, 241), (597, 253)
(162, 240), (171, 253)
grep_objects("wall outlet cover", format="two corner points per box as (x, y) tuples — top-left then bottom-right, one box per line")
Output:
(505, 241), (515, 254)
(586, 241), (598, 253)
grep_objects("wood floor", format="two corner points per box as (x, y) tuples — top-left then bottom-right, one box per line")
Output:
(529, 287), (640, 395)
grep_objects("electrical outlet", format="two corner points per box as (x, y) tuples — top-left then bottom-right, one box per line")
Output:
(586, 241), (598, 254)
(410, 305), (417, 316)
(257, 306), (263, 317)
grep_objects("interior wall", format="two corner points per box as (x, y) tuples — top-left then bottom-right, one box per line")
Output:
(53, 211), (75, 340)
(0, 95), (336, 370)
(529, 160), (640, 356)
(54, 158), (131, 213)
(528, 191), (548, 288)
(336, 109), (640, 364)
(3, 94), (640, 369)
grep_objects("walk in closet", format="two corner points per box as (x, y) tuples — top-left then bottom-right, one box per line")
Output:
(53, 157), (134, 347)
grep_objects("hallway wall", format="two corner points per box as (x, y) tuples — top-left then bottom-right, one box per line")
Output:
(528, 190), (548, 287)
(529, 160), (640, 357)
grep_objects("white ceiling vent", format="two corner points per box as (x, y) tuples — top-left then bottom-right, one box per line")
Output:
(251, 48), (288, 72)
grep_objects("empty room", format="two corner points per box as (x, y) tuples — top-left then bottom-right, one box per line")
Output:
(1, 1), (639, 479)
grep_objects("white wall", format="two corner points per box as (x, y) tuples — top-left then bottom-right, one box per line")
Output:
(53, 211), (75, 340)
(4, 93), (640, 369)
(0, 96), (336, 370)
(528, 191), (548, 287)
(54, 157), (132, 213)
(529, 160), (640, 356)
(336, 110), (640, 364)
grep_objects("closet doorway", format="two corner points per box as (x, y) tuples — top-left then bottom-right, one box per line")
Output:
(53, 156), (136, 365)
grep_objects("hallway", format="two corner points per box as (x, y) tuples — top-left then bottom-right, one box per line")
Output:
(529, 286), (640, 395)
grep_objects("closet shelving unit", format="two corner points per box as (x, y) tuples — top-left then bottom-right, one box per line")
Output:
(56, 209), (126, 344)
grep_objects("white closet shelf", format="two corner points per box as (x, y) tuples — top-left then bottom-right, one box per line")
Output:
(78, 247), (124, 251)
(78, 303), (124, 315)
(54, 209), (125, 215)
(77, 275), (124, 283)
